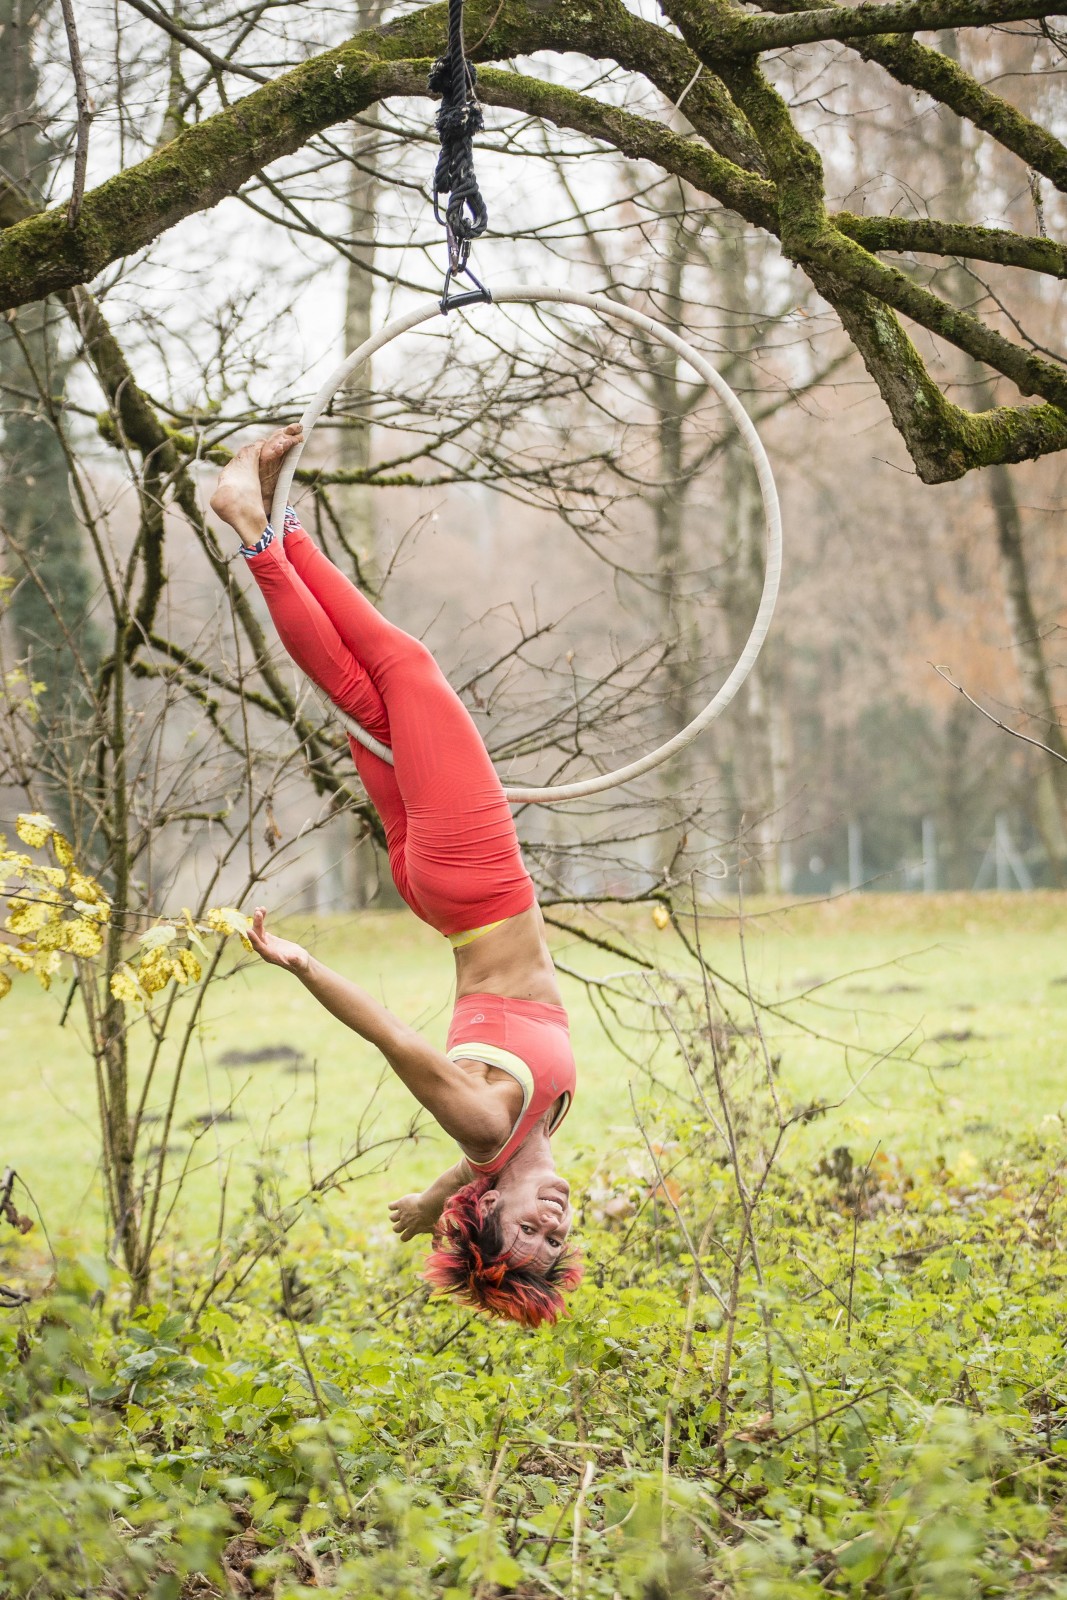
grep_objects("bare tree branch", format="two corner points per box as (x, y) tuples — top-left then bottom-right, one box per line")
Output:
(57, 0), (93, 226)
(932, 663), (1067, 766)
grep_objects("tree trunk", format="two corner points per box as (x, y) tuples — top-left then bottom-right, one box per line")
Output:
(0, 0), (101, 831)
(935, 30), (1066, 879)
(649, 209), (694, 748)
(645, 206), (698, 880)
(717, 228), (788, 891)
(335, 16), (395, 909)
(985, 456), (1067, 877)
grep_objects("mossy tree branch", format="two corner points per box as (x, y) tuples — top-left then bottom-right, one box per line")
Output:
(835, 214), (1067, 278)
(658, 0), (1067, 477)
(3, 0), (1066, 479)
(2, 0), (1064, 310)
(0, 52), (416, 309)
(713, 58), (1067, 399)
(752, 0), (1067, 191)
(460, 66), (1067, 475)
(675, 0), (1058, 58)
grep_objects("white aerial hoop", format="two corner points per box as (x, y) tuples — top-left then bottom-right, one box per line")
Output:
(271, 284), (782, 804)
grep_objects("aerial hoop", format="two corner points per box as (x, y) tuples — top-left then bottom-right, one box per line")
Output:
(271, 284), (783, 804)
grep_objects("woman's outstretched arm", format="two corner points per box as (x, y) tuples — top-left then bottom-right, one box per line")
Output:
(247, 909), (504, 1151)
(389, 1158), (473, 1241)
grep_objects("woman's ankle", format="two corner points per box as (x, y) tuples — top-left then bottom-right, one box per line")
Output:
(239, 523), (276, 559)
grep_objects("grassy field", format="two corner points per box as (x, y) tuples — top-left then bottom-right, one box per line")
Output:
(2, 892), (1065, 1251)
(4, 892), (1067, 1599)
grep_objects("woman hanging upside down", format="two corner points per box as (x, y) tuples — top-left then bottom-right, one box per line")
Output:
(210, 426), (581, 1328)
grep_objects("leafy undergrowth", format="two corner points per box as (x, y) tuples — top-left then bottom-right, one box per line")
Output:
(2, 1138), (1066, 1600)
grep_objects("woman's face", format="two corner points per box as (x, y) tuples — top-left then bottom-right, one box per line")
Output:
(484, 1175), (573, 1271)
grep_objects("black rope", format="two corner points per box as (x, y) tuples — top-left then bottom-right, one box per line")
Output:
(429, 0), (490, 309)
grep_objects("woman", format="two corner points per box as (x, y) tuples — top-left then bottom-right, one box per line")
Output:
(210, 426), (581, 1327)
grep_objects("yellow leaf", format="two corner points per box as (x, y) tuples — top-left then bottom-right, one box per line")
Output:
(63, 919), (105, 958)
(15, 813), (55, 849)
(110, 965), (144, 1007)
(52, 833), (75, 867)
(0, 970), (10, 1000)
(206, 906), (251, 937)
(32, 949), (61, 990)
(73, 898), (110, 924)
(207, 906), (253, 952)
(25, 864), (65, 888)
(69, 870), (107, 906)
(0, 853), (33, 887)
(652, 904), (670, 930)
(34, 920), (66, 953)
(7, 898), (52, 936)
(137, 947), (173, 995)
(177, 948), (202, 984)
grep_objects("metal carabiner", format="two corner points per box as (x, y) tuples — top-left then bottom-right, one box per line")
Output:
(445, 220), (467, 275)
(440, 262), (492, 315)
(439, 221), (491, 313)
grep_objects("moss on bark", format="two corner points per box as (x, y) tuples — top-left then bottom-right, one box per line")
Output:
(675, 0), (1058, 59)
(0, 51), (413, 308)
(2, 0), (1065, 480)
(826, 274), (1067, 482)
(835, 213), (1067, 279)
(746, 0), (1067, 191)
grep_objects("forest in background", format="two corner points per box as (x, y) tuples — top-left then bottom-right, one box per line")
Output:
(3, 0), (1067, 1593)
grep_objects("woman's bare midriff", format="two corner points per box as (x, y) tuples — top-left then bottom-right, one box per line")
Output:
(453, 905), (563, 1006)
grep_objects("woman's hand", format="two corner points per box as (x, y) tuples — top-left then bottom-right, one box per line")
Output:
(247, 906), (310, 975)
(388, 1194), (436, 1241)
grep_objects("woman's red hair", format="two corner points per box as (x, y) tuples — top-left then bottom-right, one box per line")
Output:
(424, 1177), (583, 1328)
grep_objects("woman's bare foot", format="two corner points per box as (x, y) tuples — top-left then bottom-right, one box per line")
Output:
(258, 422), (303, 518)
(209, 424), (303, 545)
(210, 440), (270, 545)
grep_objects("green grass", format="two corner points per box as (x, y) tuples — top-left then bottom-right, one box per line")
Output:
(3, 893), (1065, 1249)
(4, 893), (1067, 1599)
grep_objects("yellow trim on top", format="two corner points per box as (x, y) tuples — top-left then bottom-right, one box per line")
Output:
(548, 1092), (572, 1134)
(447, 1043), (534, 1097)
(447, 919), (508, 950)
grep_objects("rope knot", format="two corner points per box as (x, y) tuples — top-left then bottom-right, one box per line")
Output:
(428, 54), (479, 98)
(435, 99), (484, 143)
(427, 0), (488, 251)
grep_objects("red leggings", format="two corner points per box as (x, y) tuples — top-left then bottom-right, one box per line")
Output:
(245, 517), (535, 937)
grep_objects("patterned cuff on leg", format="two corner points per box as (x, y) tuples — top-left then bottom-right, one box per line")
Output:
(239, 523), (275, 559)
(282, 505), (301, 537)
